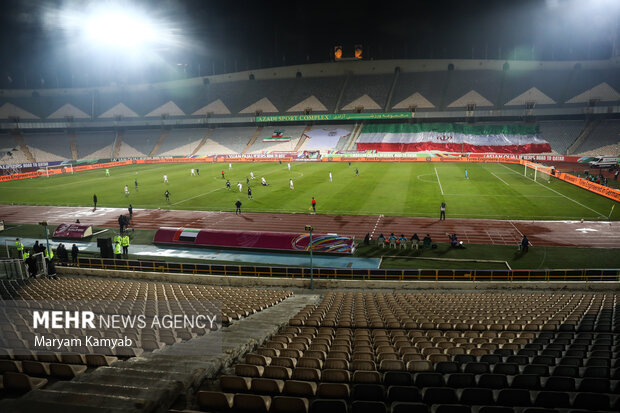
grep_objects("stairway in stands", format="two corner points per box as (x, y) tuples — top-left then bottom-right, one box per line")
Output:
(11, 132), (36, 163)
(294, 126), (313, 151)
(190, 129), (215, 156)
(149, 129), (169, 156)
(242, 127), (263, 155)
(68, 132), (78, 160)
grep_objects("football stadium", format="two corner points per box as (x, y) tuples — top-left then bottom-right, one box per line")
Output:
(0, 0), (619, 412)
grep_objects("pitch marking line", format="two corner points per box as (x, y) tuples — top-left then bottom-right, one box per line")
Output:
(171, 188), (223, 206)
(434, 167), (444, 195)
(499, 163), (605, 218)
(509, 220), (531, 246)
(491, 171), (510, 186)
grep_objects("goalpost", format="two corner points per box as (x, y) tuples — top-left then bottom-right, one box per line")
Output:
(44, 164), (73, 177)
(523, 161), (553, 183)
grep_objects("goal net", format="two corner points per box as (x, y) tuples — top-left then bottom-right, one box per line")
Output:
(43, 164), (74, 177)
(523, 160), (553, 183)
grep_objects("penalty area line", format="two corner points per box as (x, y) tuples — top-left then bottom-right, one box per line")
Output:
(499, 163), (605, 218)
(171, 188), (223, 206)
(491, 171), (510, 186)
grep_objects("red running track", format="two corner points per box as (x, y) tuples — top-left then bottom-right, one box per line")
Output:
(0, 205), (618, 248)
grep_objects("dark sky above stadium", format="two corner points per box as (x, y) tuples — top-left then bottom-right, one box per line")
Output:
(0, 0), (617, 88)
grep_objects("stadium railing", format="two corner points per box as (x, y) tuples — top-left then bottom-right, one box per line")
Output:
(72, 257), (620, 282)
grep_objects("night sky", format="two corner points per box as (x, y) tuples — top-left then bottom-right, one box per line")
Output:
(0, 0), (617, 88)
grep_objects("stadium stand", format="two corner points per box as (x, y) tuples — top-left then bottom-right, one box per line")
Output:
(194, 291), (620, 413)
(444, 70), (502, 109)
(117, 129), (158, 157)
(247, 126), (306, 154)
(573, 120), (620, 155)
(21, 132), (72, 162)
(74, 131), (116, 159)
(156, 128), (210, 157)
(301, 125), (354, 152)
(537, 120), (586, 155)
(391, 71), (447, 110)
(285, 76), (344, 114)
(340, 74), (393, 112)
(195, 127), (253, 155)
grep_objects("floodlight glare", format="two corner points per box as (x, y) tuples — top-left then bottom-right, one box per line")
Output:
(83, 10), (158, 48)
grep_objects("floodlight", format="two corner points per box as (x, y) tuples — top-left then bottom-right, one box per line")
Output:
(83, 11), (158, 48)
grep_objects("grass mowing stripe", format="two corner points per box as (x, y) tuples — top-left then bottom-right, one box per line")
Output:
(434, 167), (444, 195)
(499, 163), (606, 218)
(490, 171), (510, 186)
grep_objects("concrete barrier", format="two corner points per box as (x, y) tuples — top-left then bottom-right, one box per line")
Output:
(58, 266), (620, 291)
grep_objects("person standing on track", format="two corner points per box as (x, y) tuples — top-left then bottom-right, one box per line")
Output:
(311, 197), (316, 214)
(128, 204), (133, 220)
(93, 193), (97, 211)
(440, 202), (446, 221)
(520, 235), (529, 252)
(235, 199), (242, 215)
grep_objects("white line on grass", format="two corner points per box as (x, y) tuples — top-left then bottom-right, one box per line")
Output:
(499, 163), (605, 218)
(491, 171), (510, 186)
(171, 188), (223, 206)
(434, 167), (444, 195)
(509, 221), (532, 246)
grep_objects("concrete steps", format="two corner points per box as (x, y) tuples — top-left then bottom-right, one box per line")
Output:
(12, 132), (36, 163)
(149, 130), (169, 157)
(241, 127), (262, 155)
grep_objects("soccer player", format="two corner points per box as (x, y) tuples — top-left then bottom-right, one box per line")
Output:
(191, 168), (196, 176)
(165, 190), (170, 202)
(226, 179), (231, 191)
(329, 171), (332, 182)
(311, 197), (316, 213)
(248, 187), (253, 199)
(289, 179), (294, 190)
(124, 185), (129, 196)
(163, 174), (168, 184)
(465, 169), (469, 179)
(237, 182), (242, 192)
(229, 162), (232, 170)
(105, 168), (110, 176)
(355, 168), (359, 177)
(261, 177), (268, 186)
(221, 170), (225, 179)
(250, 171), (255, 180)
(134, 179), (138, 191)
(287, 163), (291, 171)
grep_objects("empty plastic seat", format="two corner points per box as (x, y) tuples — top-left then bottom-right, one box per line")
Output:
(497, 388), (532, 407)
(264, 366), (293, 380)
(478, 407), (514, 413)
(446, 373), (476, 388)
(352, 384), (385, 401)
(284, 380), (317, 397)
(583, 366), (610, 378)
(414, 372), (445, 387)
(235, 364), (264, 378)
(523, 364), (549, 376)
(435, 405), (472, 413)
(85, 354), (118, 367)
(352, 370), (381, 384)
(317, 383), (350, 399)
(407, 360), (433, 372)
(511, 374), (541, 390)
(493, 363), (519, 375)
(197, 391), (234, 411)
(391, 402), (429, 413)
(220, 375), (251, 392)
(49, 363), (87, 379)
(435, 361), (460, 374)
(2, 371), (47, 392)
(383, 371), (412, 386)
(309, 399), (348, 413)
(322, 369), (351, 383)
(572, 392), (611, 411)
(423, 387), (458, 405)
(464, 362), (490, 375)
(234, 393), (272, 412)
(477, 373), (509, 389)
(252, 378), (285, 395)
(351, 400), (387, 413)
(271, 396), (309, 413)
(459, 387), (495, 406)
(552, 365), (579, 377)
(534, 391), (571, 408)
(543, 376), (575, 391)
(387, 385), (422, 403)
(577, 377), (611, 393)
(453, 355), (476, 365)
(21, 361), (50, 377)
(0, 360), (22, 373)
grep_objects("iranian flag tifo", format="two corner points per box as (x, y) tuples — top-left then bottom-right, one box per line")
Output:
(263, 130), (291, 142)
(173, 228), (201, 243)
(356, 123), (551, 154)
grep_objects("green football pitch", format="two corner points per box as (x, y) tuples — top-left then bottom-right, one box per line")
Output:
(0, 162), (617, 220)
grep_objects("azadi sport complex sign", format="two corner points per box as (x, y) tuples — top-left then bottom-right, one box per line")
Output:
(256, 112), (413, 122)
